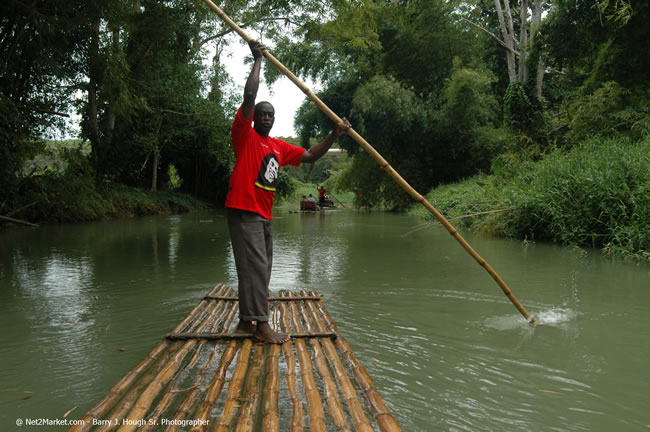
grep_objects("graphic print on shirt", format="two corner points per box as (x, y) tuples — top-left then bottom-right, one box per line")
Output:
(255, 153), (280, 192)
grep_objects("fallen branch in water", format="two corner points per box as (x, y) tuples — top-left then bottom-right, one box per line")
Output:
(0, 214), (39, 227)
(5, 201), (39, 218)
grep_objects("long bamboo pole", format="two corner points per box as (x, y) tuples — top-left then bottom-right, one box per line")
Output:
(201, 0), (535, 323)
(189, 339), (239, 431)
(96, 343), (182, 432)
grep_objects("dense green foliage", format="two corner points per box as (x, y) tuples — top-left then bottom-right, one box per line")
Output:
(501, 137), (648, 260)
(13, 141), (208, 223)
(412, 137), (649, 261)
(1, 0), (332, 222)
(1, 0), (648, 259)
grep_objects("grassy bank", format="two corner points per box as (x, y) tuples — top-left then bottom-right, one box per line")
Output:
(409, 136), (650, 262)
(3, 179), (210, 227)
(2, 140), (211, 227)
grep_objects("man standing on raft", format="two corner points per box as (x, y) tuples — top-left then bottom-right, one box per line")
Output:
(226, 40), (351, 344)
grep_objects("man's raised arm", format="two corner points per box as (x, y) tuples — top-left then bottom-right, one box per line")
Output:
(301, 118), (351, 163)
(242, 41), (265, 119)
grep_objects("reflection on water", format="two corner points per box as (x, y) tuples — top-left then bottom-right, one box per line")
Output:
(225, 213), (349, 294)
(5, 249), (102, 402)
(1, 209), (649, 431)
(15, 251), (94, 327)
(167, 215), (181, 270)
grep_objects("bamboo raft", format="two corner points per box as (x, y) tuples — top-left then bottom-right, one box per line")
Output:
(69, 284), (400, 432)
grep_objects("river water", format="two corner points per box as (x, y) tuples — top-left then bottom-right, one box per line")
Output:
(1, 208), (648, 431)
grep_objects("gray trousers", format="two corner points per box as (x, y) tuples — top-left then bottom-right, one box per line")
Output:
(226, 208), (272, 322)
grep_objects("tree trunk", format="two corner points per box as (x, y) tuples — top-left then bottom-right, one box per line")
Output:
(150, 118), (163, 193)
(518, 0), (529, 82)
(531, 0), (545, 98)
(87, 16), (102, 179)
(103, 27), (120, 149)
(88, 20), (120, 185)
(494, 0), (517, 83)
(151, 144), (160, 193)
(536, 56), (545, 98)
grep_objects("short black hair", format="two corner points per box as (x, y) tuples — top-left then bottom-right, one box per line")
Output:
(255, 101), (274, 113)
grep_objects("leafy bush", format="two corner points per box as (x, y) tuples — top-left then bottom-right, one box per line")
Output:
(19, 147), (107, 222)
(410, 173), (504, 230)
(413, 136), (649, 261)
(564, 81), (650, 144)
(104, 184), (208, 216)
(500, 136), (649, 259)
(3, 145), (209, 226)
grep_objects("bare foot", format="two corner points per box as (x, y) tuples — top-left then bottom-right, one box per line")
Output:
(235, 320), (256, 334)
(255, 322), (289, 344)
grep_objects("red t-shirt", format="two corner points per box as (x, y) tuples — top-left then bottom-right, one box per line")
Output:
(225, 107), (305, 219)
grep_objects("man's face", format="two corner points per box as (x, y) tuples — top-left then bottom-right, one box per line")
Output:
(254, 102), (275, 136)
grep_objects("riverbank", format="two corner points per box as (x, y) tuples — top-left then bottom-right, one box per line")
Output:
(409, 136), (649, 262)
(0, 183), (211, 229)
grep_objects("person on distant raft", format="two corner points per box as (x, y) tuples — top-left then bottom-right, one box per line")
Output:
(225, 40), (351, 344)
(317, 185), (326, 207)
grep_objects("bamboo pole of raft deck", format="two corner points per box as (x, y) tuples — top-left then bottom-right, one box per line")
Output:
(142, 330), (209, 428)
(189, 334), (239, 431)
(146, 294), (228, 421)
(117, 287), (226, 432)
(289, 292), (351, 431)
(284, 293), (328, 432)
(168, 300), (239, 432)
(279, 300), (305, 431)
(69, 284), (225, 432)
(298, 291), (374, 432)
(96, 342), (183, 432)
(140, 292), (235, 432)
(213, 338), (254, 431)
(201, 0), (535, 324)
(234, 341), (265, 431)
(312, 293), (401, 432)
(262, 305), (282, 431)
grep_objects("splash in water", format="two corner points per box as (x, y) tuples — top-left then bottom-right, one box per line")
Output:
(535, 307), (577, 325)
(484, 307), (577, 330)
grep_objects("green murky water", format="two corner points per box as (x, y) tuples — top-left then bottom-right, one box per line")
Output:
(1, 208), (648, 431)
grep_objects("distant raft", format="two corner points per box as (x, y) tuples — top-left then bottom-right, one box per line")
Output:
(69, 284), (401, 432)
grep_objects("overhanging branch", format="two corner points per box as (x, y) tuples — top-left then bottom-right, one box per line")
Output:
(459, 16), (520, 57)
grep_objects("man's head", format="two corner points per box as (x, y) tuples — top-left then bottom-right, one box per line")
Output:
(254, 101), (275, 136)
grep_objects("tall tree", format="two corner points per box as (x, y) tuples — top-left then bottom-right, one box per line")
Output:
(463, 0), (547, 97)
(0, 0), (93, 213)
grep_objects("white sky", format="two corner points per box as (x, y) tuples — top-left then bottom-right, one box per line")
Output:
(220, 34), (319, 137)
